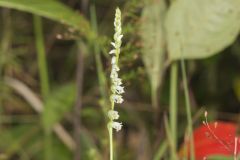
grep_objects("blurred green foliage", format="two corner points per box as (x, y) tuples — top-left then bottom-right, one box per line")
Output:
(0, 0), (239, 159)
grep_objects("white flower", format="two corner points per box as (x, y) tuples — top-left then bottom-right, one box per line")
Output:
(119, 34), (123, 40)
(111, 42), (116, 48)
(109, 121), (122, 132)
(114, 34), (123, 42)
(112, 65), (120, 72)
(117, 35), (123, 42)
(116, 85), (124, 94)
(108, 110), (119, 120)
(112, 85), (124, 94)
(109, 8), (124, 109)
(107, 8), (124, 136)
(109, 49), (116, 54)
(114, 42), (121, 49)
(111, 94), (124, 104)
(112, 77), (122, 86)
(111, 56), (117, 64)
(110, 69), (118, 79)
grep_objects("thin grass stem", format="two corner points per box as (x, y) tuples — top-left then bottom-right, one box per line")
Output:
(33, 15), (49, 98)
(153, 140), (168, 160)
(33, 15), (51, 160)
(180, 59), (195, 160)
(108, 127), (113, 160)
(164, 115), (178, 160)
(169, 61), (178, 159)
(109, 101), (115, 160)
(0, 9), (11, 128)
(90, 5), (108, 115)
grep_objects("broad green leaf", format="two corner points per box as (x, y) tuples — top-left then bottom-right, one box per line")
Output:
(140, 0), (167, 108)
(0, 0), (93, 39)
(165, 0), (240, 60)
(42, 83), (76, 131)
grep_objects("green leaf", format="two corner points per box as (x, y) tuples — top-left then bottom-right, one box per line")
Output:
(0, 0), (93, 38)
(140, 0), (167, 107)
(0, 124), (40, 158)
(36, 135), (72, 160)
(42, 83), (76, 131)
(165, 0), (240, 60)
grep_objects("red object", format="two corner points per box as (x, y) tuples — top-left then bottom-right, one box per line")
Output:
(180, 121), (240, 159)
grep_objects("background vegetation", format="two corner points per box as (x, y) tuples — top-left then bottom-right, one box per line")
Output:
(0, 0), (240, 159)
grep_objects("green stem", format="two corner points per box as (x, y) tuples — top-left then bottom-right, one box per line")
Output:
(108, 126), (113, 160)
(151, 85), (158, 109)
(0, 9), (11, 78)
(33, 15), (49, 99)
(0, 9), (11, 128)
(169, 61), (178, 159)
(164, 115), (178, 160)
(33, 15), (51, 160)
(108, 99), (115, 160)
(44, 131), (52, 160)
(153, 140), (168, 160)
(90, 5), (108, 114)
(180, 59), (195, 160)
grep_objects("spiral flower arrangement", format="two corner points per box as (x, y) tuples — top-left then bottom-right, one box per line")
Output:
(107, 8), (124, 160)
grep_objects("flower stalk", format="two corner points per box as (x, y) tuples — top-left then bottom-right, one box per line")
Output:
(107, 8), (124, 160)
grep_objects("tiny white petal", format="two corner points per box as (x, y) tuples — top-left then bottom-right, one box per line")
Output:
(113, 78), (122, 86)
(110, 70), (118, 79)
(109, 49), (116, 54)
(118, 34), (123, 41)
(111, 42), (116, 48)
(111, 121), (122, 132)
(112, 85), (124, 94)
(112, 65), (120, 71)
(115, 85), (124, 94)
(111, 57), (117, 64)
(108, 110), (119, 120)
